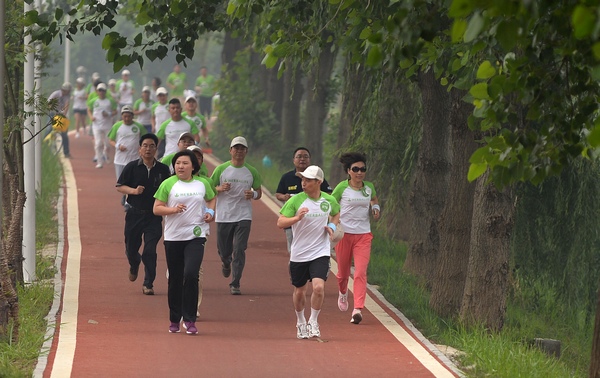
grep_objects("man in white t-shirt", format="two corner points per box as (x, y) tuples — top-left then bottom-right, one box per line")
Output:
(156, 98), (199, 157)
(277, 165), (340, 340)
(210, 136), (262, 295)
(87, 83), (117, 168)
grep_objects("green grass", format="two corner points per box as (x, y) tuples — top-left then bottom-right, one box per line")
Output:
(367, 226), (589, 377)
(0, 145), (62, 377)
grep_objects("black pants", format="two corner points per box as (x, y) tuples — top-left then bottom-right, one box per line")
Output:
(124, 210), (163, 288)
(165, 238), (206, 323)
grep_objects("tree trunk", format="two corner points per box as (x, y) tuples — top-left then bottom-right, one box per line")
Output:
(281, 62), (304, 161)
(302, 35), (337, 167)
(590, 287), (600, 377)
(430, 89), (477, 316)
(403, 69), (450, 286)
(328, 60), (369, 184)
(459, 171), (515, 331)
(221, 31), (245, 80)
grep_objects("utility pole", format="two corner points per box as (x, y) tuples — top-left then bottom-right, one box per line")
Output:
(23, 0), (36, 282)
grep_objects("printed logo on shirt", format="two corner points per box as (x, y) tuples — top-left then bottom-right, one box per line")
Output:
(287, 185), (298, 191)
(131, 126), (139, 133)
(320, 201), (330, 212)
(361, 187), (370, 197)
(174, 191), (202, 198)
(193, 226), (202, 237)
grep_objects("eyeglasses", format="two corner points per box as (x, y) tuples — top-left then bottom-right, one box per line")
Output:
(295, 154), (310, 159)
(351, 166), (367, 172)
(141, 144), (157, 149)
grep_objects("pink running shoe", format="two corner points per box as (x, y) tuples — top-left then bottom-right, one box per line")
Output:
(338, 291), (349, 312)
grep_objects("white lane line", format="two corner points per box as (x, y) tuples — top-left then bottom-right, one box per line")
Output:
(49, 155), (81, 378)
(259, 188), (462, 377)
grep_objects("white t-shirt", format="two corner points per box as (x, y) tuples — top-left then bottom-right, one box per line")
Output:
(72, 88), (87, 110)
(134, 99), (153, 125)
(154, 175), (215, 241)
(156, 118), (199, 156)
(152, 102), (170, 130)
(331, 180), (377, 234)
(119, 80), (134, 105)
(89, 97), (115, 130)
(210, 162), (262, 223)
(107, 121), (143, 165)
(280, 192), (340, 262)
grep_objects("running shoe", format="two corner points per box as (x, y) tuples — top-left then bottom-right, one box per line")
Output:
(351, 309), (363, 325)
(307, 321), (320, 338)
(230, 286), (241, 295)
(169, 322), (180, 333)
(183, 321), (198, 335)
(296, 323), (309, 339)
(222, 262), (231, 278)
(338, 291), (349, 312)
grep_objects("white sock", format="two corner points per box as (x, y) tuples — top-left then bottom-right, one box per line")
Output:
(308, 308), (321, 323)
(295, 310), (306, 324)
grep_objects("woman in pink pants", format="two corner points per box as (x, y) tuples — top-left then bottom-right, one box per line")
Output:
(332, 152), (380, 324)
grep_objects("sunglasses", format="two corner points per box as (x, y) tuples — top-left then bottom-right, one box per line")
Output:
(351, 166), (367, 173)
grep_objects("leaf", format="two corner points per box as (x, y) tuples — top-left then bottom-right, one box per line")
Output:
(136, 10), (152, 25)
(468, 163), (487, 182)
(572, 5), (596, 39)
(134, 33), (143, 47)
(588, 124), (600, 147)
(262, 53), (278, 68)
(226, 3), (236, 15)
(273, 42), (291, 58)
(359, 27), (372, 40)
(476, 60), (496, 79)
(24, 10), (39, 27)
(451, 19), (467, 43)
(440, 77), (448, 86)
(593, 42), (600, 60)
(55, 8), (63, 20)
(470, 83), (490, 99)
(449, 0), (474, 18)
(101, 32), (116, 50)
(367, 33), (383, 44)
(496, 20), (518, 51)
(399, 58), (413, 69)
(366, 45), (383, 66)
(464, 12), (484, 43)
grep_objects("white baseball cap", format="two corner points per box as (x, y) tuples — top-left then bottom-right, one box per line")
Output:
(296, 165), (324, 181)
(108, 79), (117, 86)
(122, 69), (131, 75)
(179, 132), (195, 142)
(142, 85), (151, 93)
(121, 105), (134, 114)
(185, 95), (197, 103)
(230, 136), (248, 148)
(156, 87), (168, 95)
(96, 83), (107, 91)
(187, 145), (203, 155)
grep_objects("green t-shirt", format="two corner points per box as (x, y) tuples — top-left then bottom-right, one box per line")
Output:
(195, 75), (216, 98)
(167, 72), (186, 97)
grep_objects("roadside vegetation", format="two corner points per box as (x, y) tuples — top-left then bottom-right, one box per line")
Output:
(0, 145), (62, 377)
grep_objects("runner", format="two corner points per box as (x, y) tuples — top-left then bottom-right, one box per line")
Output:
(277, 165), (340, 339)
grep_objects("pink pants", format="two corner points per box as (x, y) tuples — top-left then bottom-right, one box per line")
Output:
(335, 232), (373, 309)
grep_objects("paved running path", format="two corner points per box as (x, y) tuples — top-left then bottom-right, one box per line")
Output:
(36, 132), (462, 377)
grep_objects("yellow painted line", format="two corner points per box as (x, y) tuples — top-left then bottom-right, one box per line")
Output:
(50, 155), (81, 378)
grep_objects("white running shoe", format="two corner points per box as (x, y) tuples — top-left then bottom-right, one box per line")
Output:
(351, 309), (362, 325)
(307, 321), (320, 338)
(75, 132), (80, 138)
(296, 323), (309, 339)
(338, 291), (349, 312)
(95, 163), (103, 169)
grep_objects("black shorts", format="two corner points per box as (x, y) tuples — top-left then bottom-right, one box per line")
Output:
(289, 256), (330, 288)
(73, 108), (87, 115)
